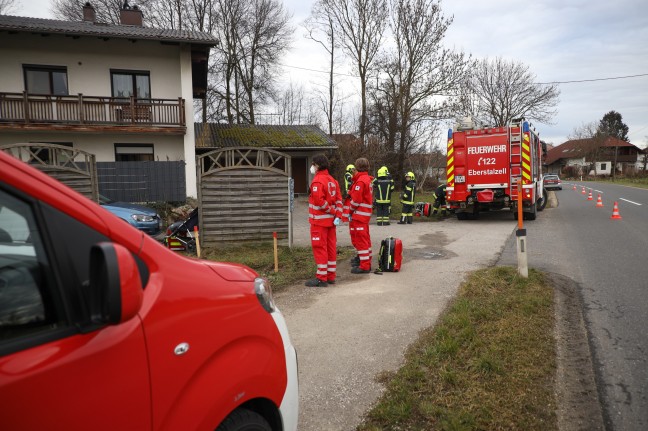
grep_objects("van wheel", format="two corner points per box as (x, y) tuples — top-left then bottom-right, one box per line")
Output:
(216, 408), (271, 431)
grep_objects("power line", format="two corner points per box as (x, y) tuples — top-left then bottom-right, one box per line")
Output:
(280, 61), (648, 86)
(536, 73), (648, 85)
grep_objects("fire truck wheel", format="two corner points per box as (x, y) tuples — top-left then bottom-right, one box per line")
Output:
(537, 188), (548, 212)
(524, 203), (537, 221)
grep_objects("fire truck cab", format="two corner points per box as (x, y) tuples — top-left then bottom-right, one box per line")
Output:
(446, 118), (547, 220)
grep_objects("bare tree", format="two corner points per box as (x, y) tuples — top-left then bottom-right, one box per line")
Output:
(318, 0), (388, 144)
(304, 2), (340, 135)
(457, 57), (560, 127)
(0, 0), (19, 15)
(370, 0), (470, 178)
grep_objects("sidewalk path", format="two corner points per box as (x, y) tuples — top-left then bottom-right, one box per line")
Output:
(275, 197), (516, 430)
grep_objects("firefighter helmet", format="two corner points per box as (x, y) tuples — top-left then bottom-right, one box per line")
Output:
(377, 166), (389, 177)
(346, 164), (356, 172)
(406, 171), (415, 180)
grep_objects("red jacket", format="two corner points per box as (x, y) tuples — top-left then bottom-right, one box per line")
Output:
(309, 169), (343, 227)
(344, 171), (373, 223)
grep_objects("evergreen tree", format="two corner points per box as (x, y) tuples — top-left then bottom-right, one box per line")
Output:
(598, 110), (629, 142)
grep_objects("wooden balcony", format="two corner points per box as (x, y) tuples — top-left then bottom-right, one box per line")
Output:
(0, 92), (186, 135)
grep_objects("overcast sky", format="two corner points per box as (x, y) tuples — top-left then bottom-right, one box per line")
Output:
(11, 0), (648, 147)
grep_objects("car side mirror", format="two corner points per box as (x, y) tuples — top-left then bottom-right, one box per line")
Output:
(89, 242), (143, 325)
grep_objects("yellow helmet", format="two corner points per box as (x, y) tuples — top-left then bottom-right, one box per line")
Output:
(346, 164), (356, 171)
(377, 166), (389, 177)
(406, 171), (415, 180)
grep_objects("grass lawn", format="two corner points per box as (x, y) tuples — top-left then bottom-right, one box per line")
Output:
(201, 242), (355, 291)
(358, 266), (556, 431)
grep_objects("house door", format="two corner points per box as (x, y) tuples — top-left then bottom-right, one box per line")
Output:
(292, 157), (308, 195)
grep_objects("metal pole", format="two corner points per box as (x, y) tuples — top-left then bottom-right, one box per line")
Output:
(516, 178), (528, 278)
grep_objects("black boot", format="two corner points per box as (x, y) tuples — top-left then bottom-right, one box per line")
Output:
(407, 216), (413, 224)
(397, 216), (406, 224)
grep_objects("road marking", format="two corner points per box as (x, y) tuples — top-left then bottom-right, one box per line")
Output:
(620, 198), (642, 206)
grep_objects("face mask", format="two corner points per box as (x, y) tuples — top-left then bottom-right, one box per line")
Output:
(310, 165), (317, 175)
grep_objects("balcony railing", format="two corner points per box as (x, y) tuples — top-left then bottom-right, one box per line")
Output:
(0, 92), (186, 128)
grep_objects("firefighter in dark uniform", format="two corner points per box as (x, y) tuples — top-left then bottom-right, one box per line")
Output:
(374, 166), (394, 226)
(398, 171), (416, 224)
(432, 183), (447, 216)
(343, 164), (356, 198)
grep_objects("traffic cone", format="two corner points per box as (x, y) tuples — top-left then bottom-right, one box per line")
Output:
(581, 187), (586, 195)
(587, 191), (593, 201)
(572, 184), (577, 191)
(610, 202), (622, 220)
(596, 194), (604, 207)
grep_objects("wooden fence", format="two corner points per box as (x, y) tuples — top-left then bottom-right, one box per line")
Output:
(197, 147), (293, 247)
(0, 143), (98, 201)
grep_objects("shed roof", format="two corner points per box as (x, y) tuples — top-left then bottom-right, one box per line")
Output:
(0, 14), (217, 46)
(195, 123), (338, 150)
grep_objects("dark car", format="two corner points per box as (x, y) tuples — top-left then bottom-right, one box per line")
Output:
(543, 174), (562, 190)
(99, 194), (162, 235)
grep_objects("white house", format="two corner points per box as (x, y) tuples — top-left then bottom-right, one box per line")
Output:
(0, 3), (216, 198)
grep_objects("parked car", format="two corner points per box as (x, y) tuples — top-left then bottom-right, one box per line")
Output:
(0, 150), (299, 431)
(99, 194), (162, 235)
(543, 174), (562, 190)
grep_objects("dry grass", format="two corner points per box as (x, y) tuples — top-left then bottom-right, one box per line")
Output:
(201, 242), (355, 291)
(359, 266), (556, 431)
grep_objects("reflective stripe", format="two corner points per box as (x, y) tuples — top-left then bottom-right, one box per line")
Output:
(355, 210), (372, 217)
(317, 264), (327, 268)
(309, 203), (330, 211)
(317, 270), (327, 275)
(328, 261), (336, 265)
(328, 268), (337, 273)
(358, 249), (370, 255)
(309, 214), (335, 219)
(358, 203), (373, 209)
(356, 227), (365, 231)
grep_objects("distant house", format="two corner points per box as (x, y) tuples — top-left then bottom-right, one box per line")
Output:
(0, 4), (216, 199)
(544, 137), (643, 176)
(195, 123), (338, 194)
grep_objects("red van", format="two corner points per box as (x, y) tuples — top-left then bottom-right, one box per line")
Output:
(0, 151), (298, 431)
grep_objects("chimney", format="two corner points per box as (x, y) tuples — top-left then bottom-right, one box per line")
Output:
(120, 1), (143, 27)
(82, 2), (96, 23)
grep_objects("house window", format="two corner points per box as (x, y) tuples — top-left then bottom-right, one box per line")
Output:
(111, 70), (151, 100)
(600, 163), (607, 170)
(115, 144), (154, 162)
(24, 65), (68, 95)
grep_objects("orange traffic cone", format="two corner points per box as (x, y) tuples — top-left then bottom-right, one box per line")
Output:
(596, 194), (604, 207)
(572, 184), (577, 191)
(610, 202), (622, 220)
(581, 187), (586, 195)
(587, 191), (593, 201)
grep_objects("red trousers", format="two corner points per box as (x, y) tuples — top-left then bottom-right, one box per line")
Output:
(349, 220), (372, 270)
(310, 225), (337, 282)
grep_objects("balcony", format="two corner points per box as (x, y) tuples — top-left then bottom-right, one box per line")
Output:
(0, 92), (186, 135)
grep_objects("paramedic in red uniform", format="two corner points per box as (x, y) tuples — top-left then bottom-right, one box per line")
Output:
(345, 157), (374, 274)
(306, 154), (343, 287)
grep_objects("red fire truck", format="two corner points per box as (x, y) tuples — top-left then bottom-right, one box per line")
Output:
(445, 118), (547, 220)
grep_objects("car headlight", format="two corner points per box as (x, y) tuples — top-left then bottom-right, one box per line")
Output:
(131, 214), (156, 222)
(255, 277), (276, 313)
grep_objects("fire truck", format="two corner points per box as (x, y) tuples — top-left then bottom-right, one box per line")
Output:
(445, 118), (547, 220)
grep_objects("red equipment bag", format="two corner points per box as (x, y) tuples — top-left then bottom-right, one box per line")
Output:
(378, 237), (402, 272)
(423, 203), (432, 217)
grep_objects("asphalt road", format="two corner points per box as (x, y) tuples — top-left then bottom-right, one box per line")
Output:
(501, 183), (648, 431)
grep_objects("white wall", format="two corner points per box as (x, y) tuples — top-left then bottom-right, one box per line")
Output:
(0, 31), (199, 197)
(0, 132), (184, 161)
